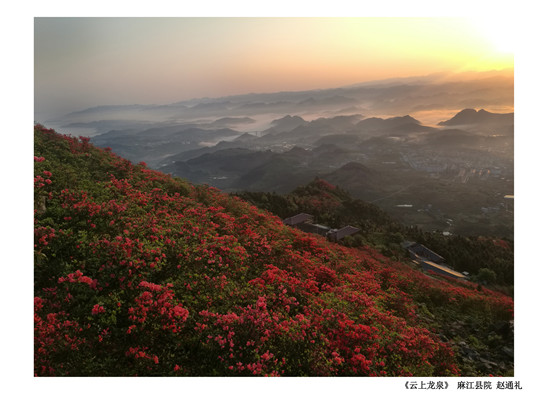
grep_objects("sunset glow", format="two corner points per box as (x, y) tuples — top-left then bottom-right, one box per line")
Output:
(469, 16), (516, 56)
(35, 17), (513, 121)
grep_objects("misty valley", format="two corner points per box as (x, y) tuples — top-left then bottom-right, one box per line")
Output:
(55, 73), (513, 240)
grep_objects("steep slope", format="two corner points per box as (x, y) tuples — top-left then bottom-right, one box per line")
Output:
(34, 125), (513, 376)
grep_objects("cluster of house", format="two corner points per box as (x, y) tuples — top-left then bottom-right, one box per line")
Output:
(401, 241), (468, 280)
(282, 213), (361, 242)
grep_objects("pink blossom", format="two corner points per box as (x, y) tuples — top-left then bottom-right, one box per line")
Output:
(91, 304), (105, 315)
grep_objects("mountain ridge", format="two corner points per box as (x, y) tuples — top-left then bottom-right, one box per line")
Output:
(438, 108), (514, 126)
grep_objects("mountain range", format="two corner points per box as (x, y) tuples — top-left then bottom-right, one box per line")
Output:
(43, 72), (514, 239)
(84, 107), (514, 239)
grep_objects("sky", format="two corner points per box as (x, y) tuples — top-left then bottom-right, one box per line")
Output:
(34, 16), (514, 122)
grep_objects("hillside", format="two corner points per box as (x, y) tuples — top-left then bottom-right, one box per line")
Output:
(237, 179), (514, 288)
(34, 125), (513, 376)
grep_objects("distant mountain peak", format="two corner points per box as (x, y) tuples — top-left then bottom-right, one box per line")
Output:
(438, 108), (514, 126)
(266, 115), (308, 135)
(356, 114), (420, 131)
(269, 115), (306, 126)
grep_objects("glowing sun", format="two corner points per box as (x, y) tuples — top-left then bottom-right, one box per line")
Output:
(471, 17), (516, 55)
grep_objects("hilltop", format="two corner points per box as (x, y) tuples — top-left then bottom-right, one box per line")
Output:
(34, 125), (513, 376)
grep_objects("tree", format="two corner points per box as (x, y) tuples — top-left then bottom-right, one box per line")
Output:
(477, 268), (497, 285)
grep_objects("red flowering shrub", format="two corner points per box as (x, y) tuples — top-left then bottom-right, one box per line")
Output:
(34, 125), (513, 376)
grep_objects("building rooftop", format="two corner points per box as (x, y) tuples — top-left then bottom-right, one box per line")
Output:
(297, 222), (332, 236)
(401, 240), (417, 249)
(408, 243), (445, 263)
(423, 260), (466, 279)
(328, 225), (361, 241)
(283, 213), (313, 226)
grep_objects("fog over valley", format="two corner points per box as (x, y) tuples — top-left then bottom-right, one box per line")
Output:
(40, 71), (514, 239)
(43, 70), (513, 137)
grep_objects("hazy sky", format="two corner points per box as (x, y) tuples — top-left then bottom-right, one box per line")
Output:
(34, 17), (514, 121)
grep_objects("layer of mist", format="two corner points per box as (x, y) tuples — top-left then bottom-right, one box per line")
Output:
(39, 71), (514, 238)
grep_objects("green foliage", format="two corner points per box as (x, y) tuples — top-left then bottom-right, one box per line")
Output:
(476, 268), (498, 285)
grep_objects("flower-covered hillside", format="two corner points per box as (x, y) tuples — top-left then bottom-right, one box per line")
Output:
(34, 125), (512, 376)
